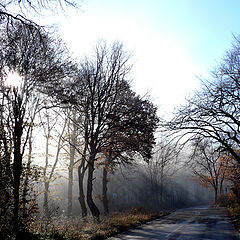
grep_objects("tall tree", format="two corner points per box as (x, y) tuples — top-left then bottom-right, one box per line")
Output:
(100, 92), (159, 214)
(54, 41), (159, 220)
(77, 42), (132, 221)
(0, 22), (72, 234)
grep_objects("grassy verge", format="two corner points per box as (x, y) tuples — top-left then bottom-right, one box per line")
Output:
(28, 211), (168, 240)
(228, 204), (240, 233)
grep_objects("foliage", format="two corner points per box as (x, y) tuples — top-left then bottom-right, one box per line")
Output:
(228, 204), (240, 233)
(189, 138), (231, 203)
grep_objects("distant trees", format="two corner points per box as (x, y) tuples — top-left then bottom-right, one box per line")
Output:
(189, 138), (230, 202)
(162, 37), (240, 205)
(145, 140), (179, 207)
(66, 110), (78, 217)
(39, 108), (68, 218)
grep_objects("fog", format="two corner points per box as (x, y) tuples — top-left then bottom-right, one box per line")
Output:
(36, 161), (213, 217)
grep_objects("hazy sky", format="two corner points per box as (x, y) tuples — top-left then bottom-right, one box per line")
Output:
(53, 1), (240, 113)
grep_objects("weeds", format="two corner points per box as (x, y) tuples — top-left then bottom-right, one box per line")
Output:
(228, 204), (240, 233)
(28, 210), (167, 240)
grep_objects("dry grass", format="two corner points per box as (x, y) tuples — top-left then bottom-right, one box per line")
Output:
(29, 210), (167, 240)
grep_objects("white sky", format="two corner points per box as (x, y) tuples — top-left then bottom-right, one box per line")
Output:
(57, 1), (200, 113)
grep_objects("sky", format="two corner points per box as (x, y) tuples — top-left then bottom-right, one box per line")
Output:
(24, 0), (240, 113)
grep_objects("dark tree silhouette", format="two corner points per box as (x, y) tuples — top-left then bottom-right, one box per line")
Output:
(0, 22), (73, 234)
(163, 37), (240, 165)
(52, 41), (158, 220)
(100, 90), (159, 214)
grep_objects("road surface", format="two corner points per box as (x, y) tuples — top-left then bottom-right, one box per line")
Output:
(108, 206), (239, 239)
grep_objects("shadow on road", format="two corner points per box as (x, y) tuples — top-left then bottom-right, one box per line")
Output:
(108, 206), (239, 240)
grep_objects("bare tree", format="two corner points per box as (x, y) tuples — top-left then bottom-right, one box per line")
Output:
(0, 22), (72, 234)
(64, 109), (83, 217)
(77, 42), (132, 221)
(189, 138), (230, 202)
(145, 140), (179, 207)
(0, 0), (78, 27)
(53, 41), (158, 220)
(163, 36), (240, 165)
(67, 111), (77, 217)
(39, 107), (68, 218)
(59, 110), (88, 218)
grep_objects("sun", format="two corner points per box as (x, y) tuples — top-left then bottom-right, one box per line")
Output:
(5, 70), (23, 89)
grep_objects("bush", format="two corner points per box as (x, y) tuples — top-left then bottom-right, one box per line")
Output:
(228, 204), (240, 232)
(215, 193), (237, 207)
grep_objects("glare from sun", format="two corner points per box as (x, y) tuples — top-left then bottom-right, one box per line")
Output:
(5, 70), (23, 89)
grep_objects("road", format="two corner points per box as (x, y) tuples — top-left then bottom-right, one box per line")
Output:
(108, 206), (239, 240)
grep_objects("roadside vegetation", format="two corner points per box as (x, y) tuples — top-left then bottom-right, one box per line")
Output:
(228, 204), (240, 233)
(6, 210), (167, 240)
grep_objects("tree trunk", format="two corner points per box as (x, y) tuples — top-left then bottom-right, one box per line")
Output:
(214, 187), (218, 203)
(160, 171), (163, 207)
(43, 182), (50, 218)
(87, 157), (100, 221)
(78, 136), (88, 218)
(43, 127), (50, 218)
(102, 166), (109, 215)
(68, 115), (77, 217)
(68, 163), (73, 217)
(13, 153), (22, 233)
(78, 164), (87, 217)
(13, 114), (23, 234)
(22, 127), (33, 219)
(67, 133), (75, 217)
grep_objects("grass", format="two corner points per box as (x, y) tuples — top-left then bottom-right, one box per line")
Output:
(228, 204), (240, 233)
(28, 210), (168, 240)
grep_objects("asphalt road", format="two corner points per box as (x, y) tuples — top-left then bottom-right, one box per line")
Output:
(108, 206), (240, 240)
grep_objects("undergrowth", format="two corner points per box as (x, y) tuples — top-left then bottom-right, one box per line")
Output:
(216, 193), (240, 233)
(228, 204), (240, 233)
(26, 209), (167, 240)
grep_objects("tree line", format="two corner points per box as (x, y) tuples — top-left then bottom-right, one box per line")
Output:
(0, 16), (159, 238)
